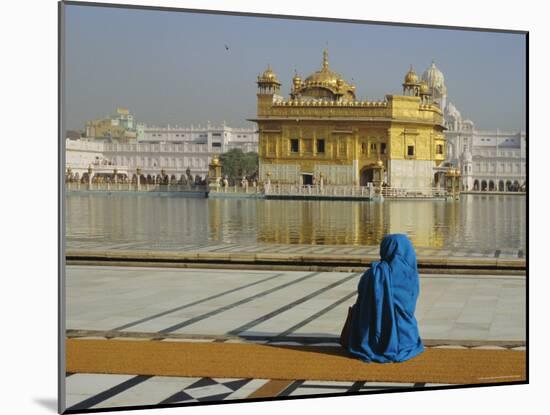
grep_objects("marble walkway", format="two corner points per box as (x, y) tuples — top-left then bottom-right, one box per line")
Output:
(66, 266), (525, 342)
(66, 240), (525, 272)
(66, 239), (525, 260)
(64, 265), (526, 412)
(65, 373), (454, 412)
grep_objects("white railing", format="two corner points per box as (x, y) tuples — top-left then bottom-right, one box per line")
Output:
(68, 181), (449, 198)
(380, 187), (448, 198)
(66, 182), (207, 192)
(264, 185), (447, 198)
(209, 184), (448, 198)
(209, 185), (260, 194)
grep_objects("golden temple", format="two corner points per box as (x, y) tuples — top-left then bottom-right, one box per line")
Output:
(250, 50), (446, 188)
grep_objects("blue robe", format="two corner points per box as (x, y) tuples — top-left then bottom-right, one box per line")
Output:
(347, 234), (424, 363)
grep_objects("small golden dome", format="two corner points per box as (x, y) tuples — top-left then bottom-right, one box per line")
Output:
(404, 65), (419, 85)
(258, 65), (281, 85)
(419, 80), (430, 95)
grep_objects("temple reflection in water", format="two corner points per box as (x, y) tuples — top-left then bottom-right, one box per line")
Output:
(66, 194), (525, 251)
(246, 199), (448, 247)
(206, 196), (524, 249)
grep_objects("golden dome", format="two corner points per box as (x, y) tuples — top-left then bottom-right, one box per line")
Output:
(419, 80), (430, 95)
(404, 65), (419, 85)
(258, 65), (281, 85)
(304, 50), (345, 86)
(297, 50), (355, 100)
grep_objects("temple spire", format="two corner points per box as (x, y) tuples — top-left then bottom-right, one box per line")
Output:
(322, 49), (329, 70)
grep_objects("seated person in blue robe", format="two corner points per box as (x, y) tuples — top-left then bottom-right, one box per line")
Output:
(340, 234), (424, 363)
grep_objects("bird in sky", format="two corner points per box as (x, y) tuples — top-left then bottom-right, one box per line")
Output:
(224, 44), (229, 51)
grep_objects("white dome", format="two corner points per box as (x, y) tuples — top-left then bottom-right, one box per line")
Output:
(462, 150), (473, 162)
(422, 60), (447, 94)
(445, 102), (461, 119)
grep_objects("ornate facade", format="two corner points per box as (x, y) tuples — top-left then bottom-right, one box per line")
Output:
(250, 51), (446, 189)
(423, 61), (527, 192)
(85, 108), (143, 142)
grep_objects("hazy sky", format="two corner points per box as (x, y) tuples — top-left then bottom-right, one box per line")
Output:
(64, 4), (526, 131)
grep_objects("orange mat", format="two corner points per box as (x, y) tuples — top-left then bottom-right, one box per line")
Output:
(66, 339), (526, 385)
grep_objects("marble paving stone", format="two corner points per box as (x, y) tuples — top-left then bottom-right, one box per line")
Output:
(308, 342), (340, 347)
(66, 266), (526, 343)
(363, 382), (415, 387)
(184, 384), (234, 399)
(419, 329), (453, 339)
(226, 379), (269, 399)
(472, 345), (506, 350)
(212, 378), (243, 382)
(65, 374), (135, 408)
(291, 301), (351, 337)
(267, 341), (303, 346)
(92, 377), (200, 409)
(66, 375), (274, 410)
(488, 326), (526, 340)
(244, 286), (358, 335)
(432, 345), (468, 349)
(122, 277), (304, 332)
(420, 306), (465, 321)
(288, 332), (338, 338)
(172, 274), (355, 335)
(289, 387), (349, 396)
(302, 380), (355, 387)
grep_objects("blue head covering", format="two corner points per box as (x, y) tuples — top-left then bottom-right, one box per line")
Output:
(346, 234), (424, 363)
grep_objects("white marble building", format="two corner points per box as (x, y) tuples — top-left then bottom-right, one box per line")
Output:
(445, 103), (526, 191)
(423, 61), (526, 192)
(139, 123), (258, 153)
(66, 123), (259, 181)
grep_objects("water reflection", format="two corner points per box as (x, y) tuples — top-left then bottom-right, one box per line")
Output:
(66, 194), (526, 250)
(251, 200), (387, 246)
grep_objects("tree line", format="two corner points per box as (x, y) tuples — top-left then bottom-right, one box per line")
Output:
(219, 149), (259, 184)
